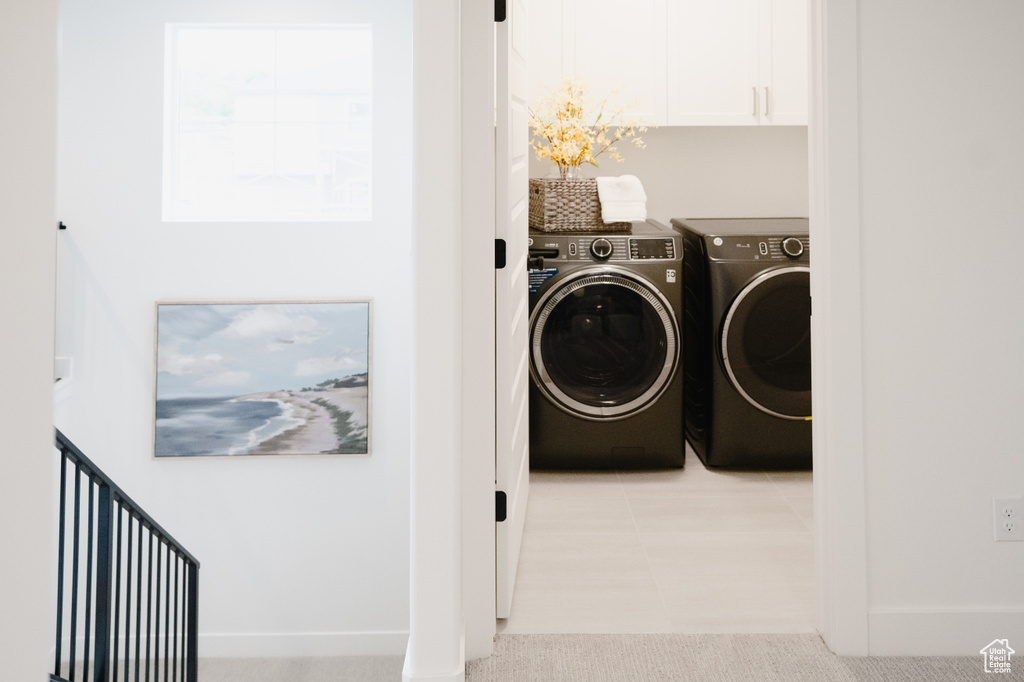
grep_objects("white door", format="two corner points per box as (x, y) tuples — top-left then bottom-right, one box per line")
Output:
(495, 0), (531, 619)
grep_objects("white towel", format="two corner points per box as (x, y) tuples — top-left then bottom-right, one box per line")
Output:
(596, 175), (648, 223)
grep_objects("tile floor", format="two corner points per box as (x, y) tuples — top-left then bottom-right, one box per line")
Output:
(498, 445), (815, 635)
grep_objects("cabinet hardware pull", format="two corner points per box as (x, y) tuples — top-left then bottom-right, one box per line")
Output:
(753, 87), (758, 116)
(765, 86), (770, 116)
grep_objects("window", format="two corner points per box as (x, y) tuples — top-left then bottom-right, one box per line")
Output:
(164, 25), (372, 221)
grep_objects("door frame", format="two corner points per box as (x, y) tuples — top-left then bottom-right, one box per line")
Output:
(405, 0), (869, 678)
(807, 0), (869, 655)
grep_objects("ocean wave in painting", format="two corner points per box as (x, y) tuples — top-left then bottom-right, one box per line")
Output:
(155, 397), (291, 457)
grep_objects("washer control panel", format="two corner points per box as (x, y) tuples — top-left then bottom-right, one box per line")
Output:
(527, 227), (681, 295)
(531, 236), (676, 261)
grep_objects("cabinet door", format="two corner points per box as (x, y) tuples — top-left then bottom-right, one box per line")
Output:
(667, 0), (759, 125)
(527, 0), (565, 104)
(568, 0), (667, 124)
(760, 0), (808, 125)
(529, 0), (666, 124)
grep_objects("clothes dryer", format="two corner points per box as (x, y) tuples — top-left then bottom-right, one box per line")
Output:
(528, 220), (684, 469)
(672, 218), (811, 469)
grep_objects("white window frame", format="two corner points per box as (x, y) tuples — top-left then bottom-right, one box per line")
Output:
(162, 23), (373, 223)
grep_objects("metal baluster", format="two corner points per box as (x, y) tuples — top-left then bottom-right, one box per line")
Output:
(84, 479), (94, 682)
(124, 514), (133, 680)
(154, 541), (162, 682)
(164, 546), (171, 682)
(70, 463), (82, 682)
(113, 503), (123, 682)
(186, 562), (197, 682)
(178, 567), (185, 682)
(135, 522), (143, 682)
(172, 554), (178, 682)
(94, 482), (114, 682)
(54, 452), (68, 678)
(146, 531), (153, 682)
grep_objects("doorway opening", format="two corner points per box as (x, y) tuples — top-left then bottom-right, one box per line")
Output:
(498, 2), (814, 638)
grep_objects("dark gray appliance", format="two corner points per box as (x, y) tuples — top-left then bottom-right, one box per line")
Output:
(672, 218), (811, 469)
(527, 220), (685, 469)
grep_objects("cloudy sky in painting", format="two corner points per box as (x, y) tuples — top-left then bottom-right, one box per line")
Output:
(156, 302), (369, 399)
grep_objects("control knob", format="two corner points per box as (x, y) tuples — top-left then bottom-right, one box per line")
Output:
(781, 237), (804, 259)
(590, 237), (613, 260)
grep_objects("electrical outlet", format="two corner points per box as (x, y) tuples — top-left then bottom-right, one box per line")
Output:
(993, 497), (1023, 542)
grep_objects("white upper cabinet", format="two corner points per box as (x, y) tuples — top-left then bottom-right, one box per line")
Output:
(667, 0), (807, 125)
(527, 0), (564, 106)
(566, 0), (667, 124)
(529, 0), (667, 125)
(667, 0), (758, 125)
(528, 0), (807, 127)
(760, 0), (809, 125)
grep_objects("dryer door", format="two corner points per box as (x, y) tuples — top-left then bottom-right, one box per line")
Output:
(530, 266), (679, 421)
(721, 266), (811, 420)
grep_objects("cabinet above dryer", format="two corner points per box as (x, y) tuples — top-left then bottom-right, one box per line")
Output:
(528, 0), (807, 127)
(667, 0), (808, 126)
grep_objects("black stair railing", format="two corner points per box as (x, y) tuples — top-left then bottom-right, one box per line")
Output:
(53, 429), (200, 682)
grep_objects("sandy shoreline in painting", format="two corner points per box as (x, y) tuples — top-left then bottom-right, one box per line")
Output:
(238, 386), (368, 455)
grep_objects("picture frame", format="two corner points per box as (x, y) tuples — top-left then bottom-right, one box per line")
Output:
(153, 300), (371, 457)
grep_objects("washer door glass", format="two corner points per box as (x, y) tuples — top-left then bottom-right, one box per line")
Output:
(721, 266), (811, 420)
(531, 268), (678, 420)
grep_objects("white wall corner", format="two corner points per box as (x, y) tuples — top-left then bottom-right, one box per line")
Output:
(0, 0), (59, 678)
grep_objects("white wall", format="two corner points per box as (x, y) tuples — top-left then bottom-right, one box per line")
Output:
(0, 0), (59, 677)
(529, 126), (810, 222)
(851, 0), (1024, 654)
(54, 0), (413, 656)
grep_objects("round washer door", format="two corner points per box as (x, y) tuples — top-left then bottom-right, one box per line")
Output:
(530, 266), (679, 421)
(721, 266), (811, 420)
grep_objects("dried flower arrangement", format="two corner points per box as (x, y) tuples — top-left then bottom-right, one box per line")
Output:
(527, 77), (650, 180)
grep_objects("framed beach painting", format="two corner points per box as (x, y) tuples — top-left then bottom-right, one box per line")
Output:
(154, 300), (371, 457)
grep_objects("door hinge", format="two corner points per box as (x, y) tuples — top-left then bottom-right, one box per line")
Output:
(496, 490), (507, 522)
(495, 0), (507, 22)
(495, 239), (507, 269)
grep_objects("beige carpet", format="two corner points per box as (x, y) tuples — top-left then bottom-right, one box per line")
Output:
(192, 636), (1023, 681)
(465, 634), (1024, 682)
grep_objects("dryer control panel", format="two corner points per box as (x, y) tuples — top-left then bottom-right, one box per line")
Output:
(706, 235), (810, 262)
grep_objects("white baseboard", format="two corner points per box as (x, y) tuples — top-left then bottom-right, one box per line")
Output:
(868, 609), (1024, 656)
(400, 633), (466, 682)
(401, 656), (465, 682)
(402, 667), (465, 682)
(198, 631), (409, 658)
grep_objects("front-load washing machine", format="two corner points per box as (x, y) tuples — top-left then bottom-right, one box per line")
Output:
(672, 218), (811, 469)
(527, 220), (684, 469)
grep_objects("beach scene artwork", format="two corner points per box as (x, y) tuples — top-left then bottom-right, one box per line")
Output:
(154, 301), (370, 457)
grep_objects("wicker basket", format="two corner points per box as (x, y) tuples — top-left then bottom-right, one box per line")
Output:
(528, 178), (631, 233)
